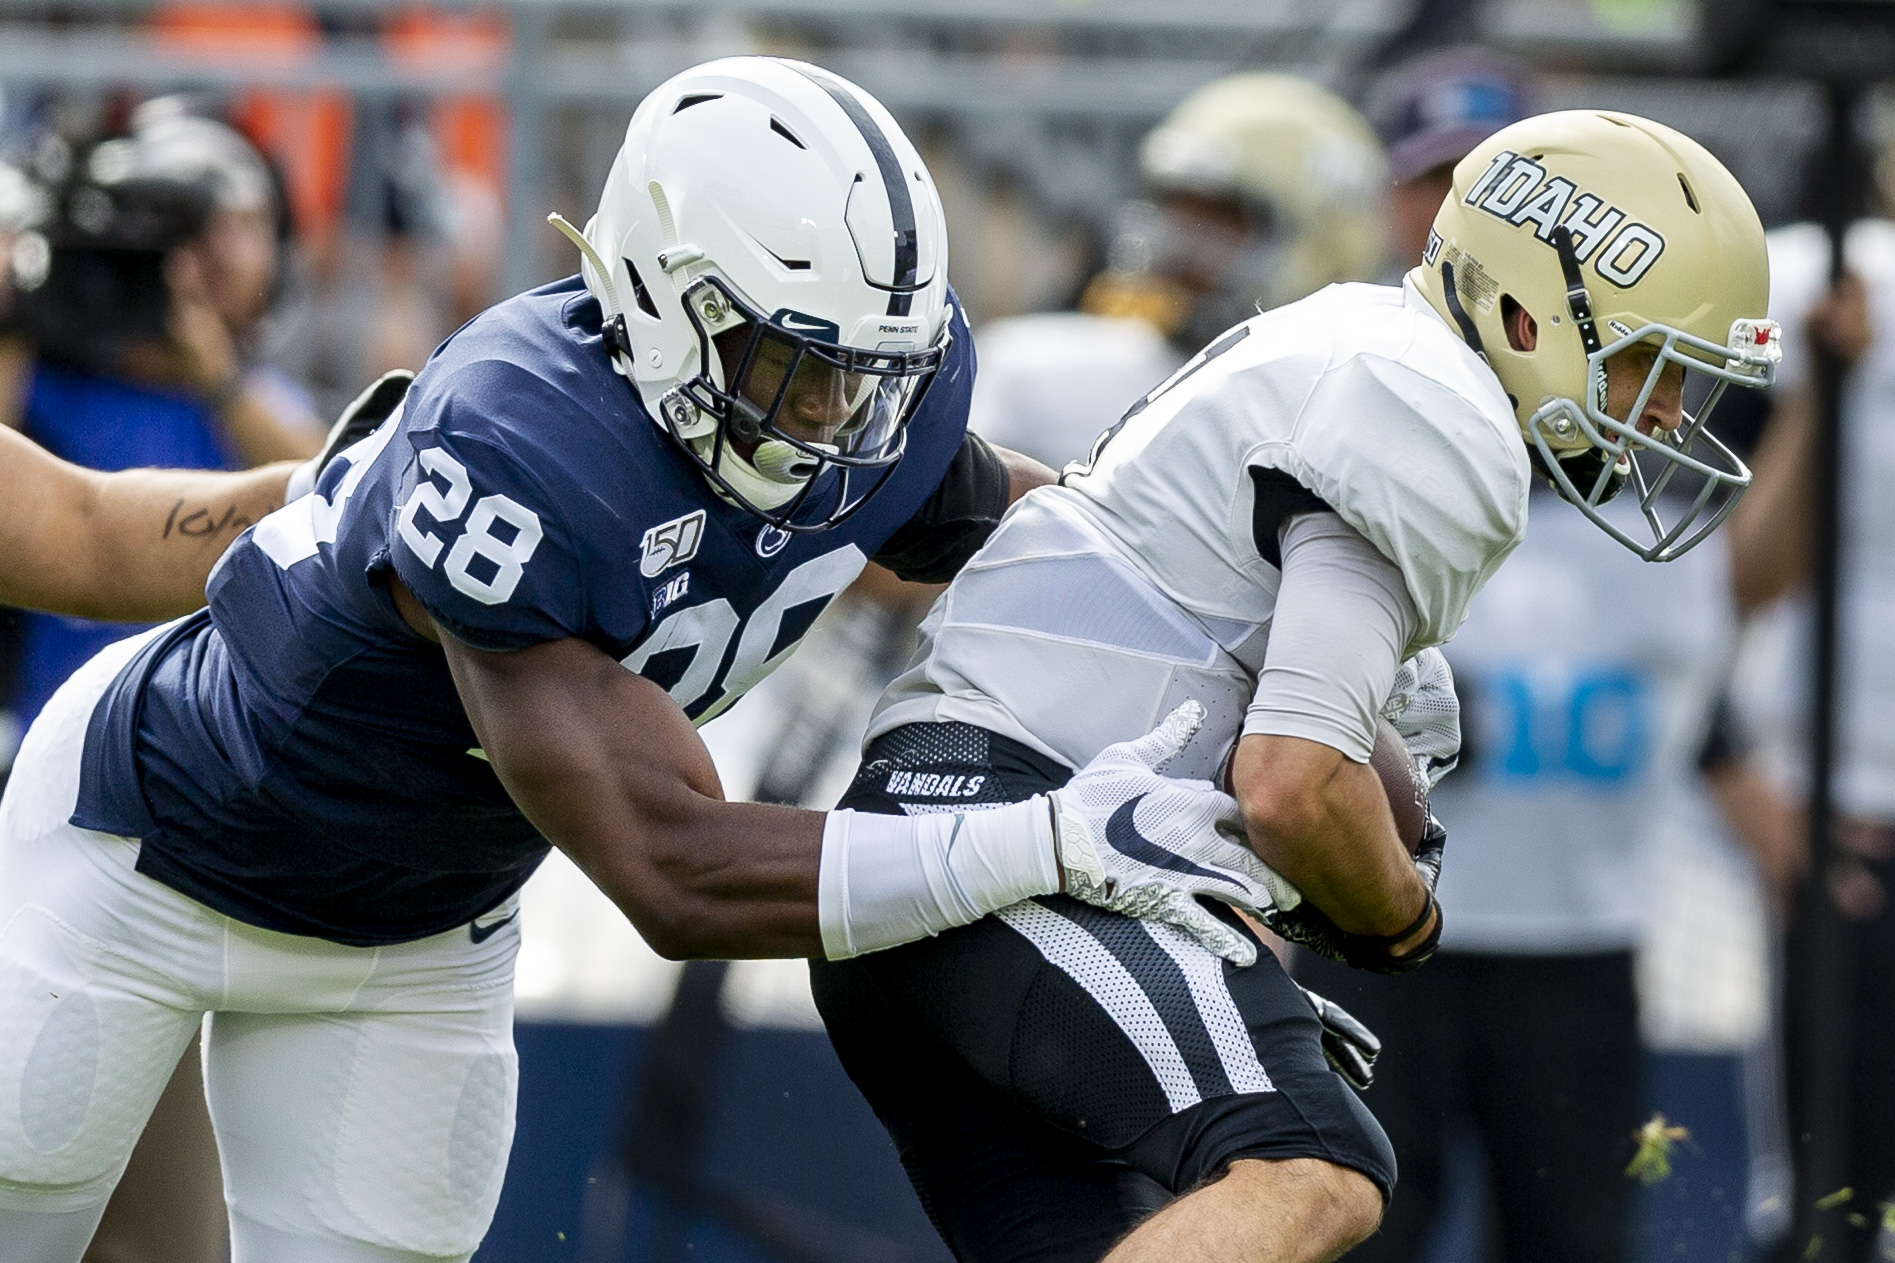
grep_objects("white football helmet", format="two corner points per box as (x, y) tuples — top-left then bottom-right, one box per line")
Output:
(551, 57), (952, 531)
(1410, 111), (1778, 560)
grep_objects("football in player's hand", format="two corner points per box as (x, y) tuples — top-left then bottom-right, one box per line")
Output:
(1369, 717), (1428, 855)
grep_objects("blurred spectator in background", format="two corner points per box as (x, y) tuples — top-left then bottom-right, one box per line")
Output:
(149, 3), (500, 419)
(4, 99), (321, 735)
(0, 97), (311, 1263)
(1723, 155), (1895, 1263)
(1365, 46), (1537, 272)
(968, 72), (1387, 470)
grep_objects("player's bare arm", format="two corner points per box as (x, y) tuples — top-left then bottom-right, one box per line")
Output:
(0, 423), (291, 620)
(1725, 272), (1868, 611)
(1233, 732), (1433, 948)
(399, 575), (1271, 964)
(993, 441), (1056, 502)
(429, 612), (828, 959)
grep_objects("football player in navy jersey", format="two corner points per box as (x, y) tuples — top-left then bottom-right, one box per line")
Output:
(0, 58), (1275, 1262)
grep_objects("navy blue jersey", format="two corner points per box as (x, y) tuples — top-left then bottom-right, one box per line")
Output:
(72, 276), (974, 946)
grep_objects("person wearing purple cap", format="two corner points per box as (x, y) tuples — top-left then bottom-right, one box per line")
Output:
(1366, 47), (1538, 273)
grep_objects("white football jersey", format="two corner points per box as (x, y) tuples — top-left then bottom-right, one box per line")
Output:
(869, 281), (1530, 780)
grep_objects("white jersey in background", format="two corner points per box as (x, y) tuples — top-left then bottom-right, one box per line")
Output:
(1742, 220), (1895, 819)
(1430, 490), (1738, 954)
(869, 280), (1529, 781)
(966, 311), (1185, 469)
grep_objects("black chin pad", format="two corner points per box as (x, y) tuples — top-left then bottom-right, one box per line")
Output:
(1530, 443), (1628, 505)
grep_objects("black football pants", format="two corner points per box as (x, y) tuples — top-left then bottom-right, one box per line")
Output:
(813, 721), (1396, 1263)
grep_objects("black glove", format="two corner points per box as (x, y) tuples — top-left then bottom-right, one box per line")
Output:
(1299, 984), (1381, 1090)
(320, 369), (413, 475)
(287, 369), (415, 499)
(1267, 813), (1447, 975)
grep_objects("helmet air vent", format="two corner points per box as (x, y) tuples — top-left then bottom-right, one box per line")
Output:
(769, 117), (807, 149)
(622, 256), (660, 319)
(1677, 173), (1700, 214)
(674, 93), (722, 114)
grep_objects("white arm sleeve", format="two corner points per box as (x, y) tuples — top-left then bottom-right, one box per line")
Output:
(1243, 510), (1419, 763)
(818, 797), (1062, 959)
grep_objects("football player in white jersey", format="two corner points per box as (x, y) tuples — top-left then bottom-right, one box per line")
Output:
(971, 74), (1387, 472)
(812, 110), (1779, 1263)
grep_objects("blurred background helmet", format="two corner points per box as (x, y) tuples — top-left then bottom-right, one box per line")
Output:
(556, 56), (951, 532)
(1082, 72), (1388, 350)
(1410, 110), (1777, 559)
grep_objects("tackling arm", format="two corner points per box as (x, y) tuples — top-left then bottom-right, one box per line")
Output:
(993, 442), (1057, 504)
(409, 573), (1276, 964)
(0, 424), (291, 621)
(432, 612), (829, 960)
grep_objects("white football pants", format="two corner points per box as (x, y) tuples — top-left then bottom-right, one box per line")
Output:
(0, 629), (520, 1262)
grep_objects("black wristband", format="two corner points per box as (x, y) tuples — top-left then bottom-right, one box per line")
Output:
(1358, 891), (1441, 975)
(1283, 890), (1441, 976)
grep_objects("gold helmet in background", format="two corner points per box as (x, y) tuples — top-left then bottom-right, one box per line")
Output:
(1410, 110), (1779, 560)
(1086, 73), (1388, 348)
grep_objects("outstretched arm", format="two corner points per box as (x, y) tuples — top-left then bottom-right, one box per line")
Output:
(0, 424), (291, 620)
(401, 573), (1269, 964)
(431, 610), (829, 960)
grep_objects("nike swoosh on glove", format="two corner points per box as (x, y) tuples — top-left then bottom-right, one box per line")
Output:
(1052, 701), (1292, 967)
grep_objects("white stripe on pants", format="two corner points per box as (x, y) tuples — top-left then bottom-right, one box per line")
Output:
(0, 629), (520, 1262)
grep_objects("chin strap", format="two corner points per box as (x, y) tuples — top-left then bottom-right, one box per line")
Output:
(1549, 225), (1603, 356)
(1438, 259), (1486, 361)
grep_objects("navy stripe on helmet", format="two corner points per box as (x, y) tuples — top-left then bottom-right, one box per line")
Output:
(786, 63), (919, 317)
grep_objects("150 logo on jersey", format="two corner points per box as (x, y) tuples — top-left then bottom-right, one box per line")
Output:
(640, 510), (705, 577)
(396, 447), (546, 605)
(1460, 149), (1666, 288)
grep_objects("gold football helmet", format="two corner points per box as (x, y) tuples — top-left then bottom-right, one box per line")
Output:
(1410, 110), (1778, 560)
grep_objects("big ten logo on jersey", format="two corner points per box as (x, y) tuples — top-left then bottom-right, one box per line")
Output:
(619, 544), (867, 726)
(1462, 150), (1665, 288)
(650, 571), (690, 618)
(1470, 662), (1652, 786)
(641, 509), (705, 578)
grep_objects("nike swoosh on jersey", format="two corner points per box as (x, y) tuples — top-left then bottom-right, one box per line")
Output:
(469, 911), (518, 943)
(1104, 796), (1244, 892)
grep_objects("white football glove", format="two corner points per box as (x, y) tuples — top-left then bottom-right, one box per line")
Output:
(1052, 701), (1294, 967)
(1381, 647), (1461, 789)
